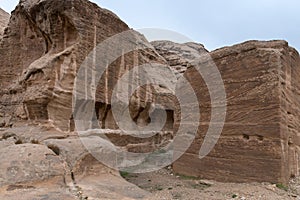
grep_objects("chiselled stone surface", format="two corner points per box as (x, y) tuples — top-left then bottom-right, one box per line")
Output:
(173, 40), (300, 184)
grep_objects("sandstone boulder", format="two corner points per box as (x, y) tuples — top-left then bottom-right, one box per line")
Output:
(0, 144), (65, 186)
(0, 121), (153, 199)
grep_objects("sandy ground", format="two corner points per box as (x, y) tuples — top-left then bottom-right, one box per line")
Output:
(122, 167), (300, 200)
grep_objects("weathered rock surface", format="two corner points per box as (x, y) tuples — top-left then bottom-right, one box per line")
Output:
(0, 0), (126, 131)
(151, 40), (208, 77)
(0, 122), (152, 199)
(173, 40), (300, 184)
(1, 0), (300, 198)
(0, 0), (176, 134)
(0, 143), (65, 186)
(0, 0), (166, 199)
(0, 8), (9, 37)
(0, 177), (76, 200)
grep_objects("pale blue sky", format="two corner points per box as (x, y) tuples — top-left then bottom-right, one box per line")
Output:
(1, 0), (299, 51)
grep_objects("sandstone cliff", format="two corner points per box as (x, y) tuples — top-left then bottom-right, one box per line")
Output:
(0, 0), (168, 199)
(0, 0), (173, 132)
(0, 0), (128, 131)
(0, 8), (9, 37)
(173, 40), (300, 184)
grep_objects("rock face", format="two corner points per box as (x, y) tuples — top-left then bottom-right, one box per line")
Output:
(0, 0), (127, 131)
(0, 143), (65, 186)
(0, 0), (168, 199)
(172, 40), (300, 184)
(0, 0), (172, 132)
(1, 0), (300, 198)
(0, 122), (151, 199)
(0, 8), (9, 37)
(151, 40), (208, 77)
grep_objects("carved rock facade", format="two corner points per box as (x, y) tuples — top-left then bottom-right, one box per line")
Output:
(172, 40), (300, 184)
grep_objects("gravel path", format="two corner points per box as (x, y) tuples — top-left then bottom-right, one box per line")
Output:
(122, 167), (300, 200)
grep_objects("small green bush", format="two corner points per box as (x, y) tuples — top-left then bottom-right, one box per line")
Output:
(276, 183), (288, 191)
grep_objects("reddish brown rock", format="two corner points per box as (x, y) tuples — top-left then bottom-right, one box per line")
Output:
(0, 0), (175, 133)
(0, 0), (130, 131)
(151, 40), (208, 77)
(0, 144), (66, 186)
(0, 8), (9, 37)
(0, 0), (163, 199)
(173, 40), (300, 184)
(1, 0), (300, 196)
(0, 121), (152, 199)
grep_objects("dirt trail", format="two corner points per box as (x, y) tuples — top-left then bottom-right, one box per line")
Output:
(122, 167), (300, 200)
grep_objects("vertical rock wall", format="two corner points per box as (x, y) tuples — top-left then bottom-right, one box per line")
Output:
(173, 40), (300, 184)
(0, 0), (171, 132)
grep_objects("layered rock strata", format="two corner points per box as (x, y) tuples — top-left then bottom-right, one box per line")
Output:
(172, 40), (300, 184)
